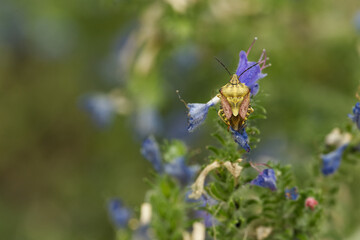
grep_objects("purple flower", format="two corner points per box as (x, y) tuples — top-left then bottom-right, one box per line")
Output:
(164, 157), (199, 186)
(235, 39), (269, 96)
(187, 96), (220, 132)
(141, 136), (163, 173)
(108, 198), (131, 229)
(285, 187), (299, 200)
(348, 102), (360, 130)
(321, 144), (348, 175)
(229, 127), (250, 152)
(250, 169), (277, 191)
(80, 94), (115, 128)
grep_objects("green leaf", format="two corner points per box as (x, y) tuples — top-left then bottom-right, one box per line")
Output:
(212, 133), (226, 145)
(245, 215), (260, 224)
(243, 199), (260, 207)
(207, 145), (220, 155)
(248, 114), (267, 120)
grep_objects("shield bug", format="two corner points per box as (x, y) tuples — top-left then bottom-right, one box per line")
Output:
(215, 58), (260, 131)
(180, 38), (270, 151)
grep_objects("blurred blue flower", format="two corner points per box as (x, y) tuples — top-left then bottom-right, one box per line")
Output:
(164, 157), (199, 186)
(134, 106), (162, 139)
(141, 137), (198, 184)
(141, 136), (163, 173)
(80, 94), (115, 128)
(285, 187), (299, 200)
(229, 127), (250, 152)
(250, 169), (277, 191)
(354, 11), (360, 34)
(108, 198), (131, 229)
(186, 193), (217, 227)
(235, 39), (269, 96)
(172, 44), (200, 72)
(187, 96), (220, 132)
(348, 102), (360, 129)
(321, 144), (348, 175)
(195, 195), (218, 227)
(133, 225), (151, 240)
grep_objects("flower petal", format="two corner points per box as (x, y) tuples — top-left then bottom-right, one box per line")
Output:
(349, 102), (360, 130)
(321, 144), (348, 175)
(239, 62), (262, 86)
(164, 157), (199, 185)
(81, 94), (115, 128)
(196, 195), (218, 227)
(187, 103), (210, 132)
(354, 11), (360, 34)
(285, 187), (299, 200)
(235, 51), (267, 96)
(305, 197), (318, 210)
(230, 127), (251, 152)
(189, 161), (221, 199)
(141, 136), (163, 173)
(186, 193), (218, 228)
(325, 128), (352, 147)
(187, 96), (220, 132)
(235, 51), (249, 76)
(250, 83), (260, 95)
(250, 169), (277, 191)
(108, 198), (131, 229)
(194, 210), (217, 228)
(134, 106), (162, 138)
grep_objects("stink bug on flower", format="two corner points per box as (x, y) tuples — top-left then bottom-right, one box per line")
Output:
(217, 68), (254, 131)
(179, 38), (270, 151)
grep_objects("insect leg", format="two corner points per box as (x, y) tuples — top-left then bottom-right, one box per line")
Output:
(218, 109), (230, 126)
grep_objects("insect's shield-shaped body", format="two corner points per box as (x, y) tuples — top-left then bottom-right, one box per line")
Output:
(218, 74), (254, 131)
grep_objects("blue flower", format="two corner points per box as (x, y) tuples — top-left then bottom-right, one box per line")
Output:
(187, 96), (220, 132)
(108, 198), (131, 229)
(133, 225), (151, 240)
(348, 102), (360, 129)
(195, 195), (218, 228)
(229, 127), (251, 152)
(80, 94), (115, 128)
(141, 136), (163, 173)
(141, 137), (199, 184)
(164, 157), (199, 185)
(134, 106), (162, 138)
(235, 39), (269, 96)
(321, 144), (348, 175)
(285, 187), (299, 200)
(186, 193), (217, 227)
(354, 11), (360, 34)
(250, 169), (277, 191)
(172, 44), (200, 73)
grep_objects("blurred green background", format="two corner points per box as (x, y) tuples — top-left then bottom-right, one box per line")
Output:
(0, 0), (359, 239)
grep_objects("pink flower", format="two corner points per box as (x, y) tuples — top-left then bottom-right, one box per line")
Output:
(305, 197), (318, 210)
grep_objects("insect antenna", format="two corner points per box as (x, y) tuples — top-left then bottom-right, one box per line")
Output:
(238, 62), (260, 78)
(215, 57), (231, 76)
